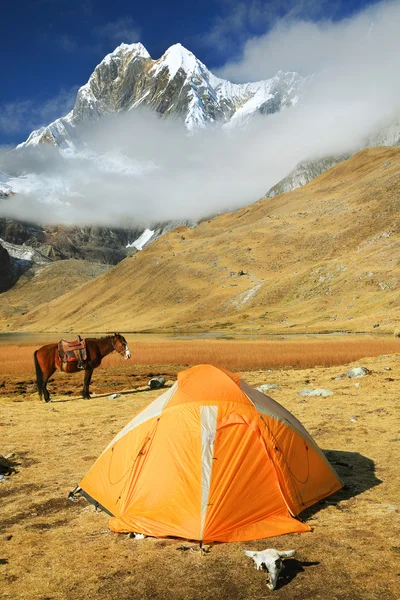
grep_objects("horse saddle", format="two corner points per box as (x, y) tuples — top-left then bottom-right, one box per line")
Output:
(59, 335), (87, 368)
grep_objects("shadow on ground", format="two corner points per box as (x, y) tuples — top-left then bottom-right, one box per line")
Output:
(301, 449), (382, 521)
(51, 387), (153, 403)
(276, 559), (320, 590)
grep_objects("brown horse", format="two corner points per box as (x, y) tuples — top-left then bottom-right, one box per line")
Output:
(34, 333), (131, 403)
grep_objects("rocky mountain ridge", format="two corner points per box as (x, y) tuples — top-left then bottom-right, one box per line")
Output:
(18, 43), (306, 152)
(0, 219), (142, 266)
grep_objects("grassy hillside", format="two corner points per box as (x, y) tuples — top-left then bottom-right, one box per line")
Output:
(0, 260), (110, 330)
(3, 146), (400, 333)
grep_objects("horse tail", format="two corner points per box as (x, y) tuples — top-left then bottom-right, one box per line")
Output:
(34, 350), (43, 400)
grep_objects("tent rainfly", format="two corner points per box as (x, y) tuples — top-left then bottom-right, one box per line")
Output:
(76, 364), (342, 542)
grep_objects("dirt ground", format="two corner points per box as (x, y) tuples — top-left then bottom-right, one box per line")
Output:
(1, 354), (399, 600)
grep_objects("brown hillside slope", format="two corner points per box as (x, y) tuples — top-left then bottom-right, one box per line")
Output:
(0, 260), (111, 330)
(5, 146), (400, 333)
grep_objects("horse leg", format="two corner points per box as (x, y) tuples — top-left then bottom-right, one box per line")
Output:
(82, 368), (93, 399)
(43, 367), (56, 403)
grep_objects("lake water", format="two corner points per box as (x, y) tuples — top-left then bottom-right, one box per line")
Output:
(0, 330), (372, 344)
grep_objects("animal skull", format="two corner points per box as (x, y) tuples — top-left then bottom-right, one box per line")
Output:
(243, 548), (296, 590)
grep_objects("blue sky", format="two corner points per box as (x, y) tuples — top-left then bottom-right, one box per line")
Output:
(1, 0), (381, 145)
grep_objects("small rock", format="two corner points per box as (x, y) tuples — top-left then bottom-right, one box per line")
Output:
(384, 366), (392, 371)
(257, 384), (281, 393)
(346, 367), (370, 378)
(350, 416), (357, 423)
(298, 389), (334, 397)
(108, 393), (121, 400)
(354, 383), (360, 388)
(148, 377), (166, 390)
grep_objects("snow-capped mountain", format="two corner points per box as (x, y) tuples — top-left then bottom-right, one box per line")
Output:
(18, 43), (306, 152)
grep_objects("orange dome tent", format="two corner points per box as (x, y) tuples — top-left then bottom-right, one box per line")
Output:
(77, 365), (342, 543)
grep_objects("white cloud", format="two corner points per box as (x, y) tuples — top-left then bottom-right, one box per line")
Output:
(93, 17), (142, 46)
(1, 1), (400, 228)
(0, 101), (32, 134)
(0, 87), (78, 137)
(215, 1), (399, 81)
(200, 0), (356, 58)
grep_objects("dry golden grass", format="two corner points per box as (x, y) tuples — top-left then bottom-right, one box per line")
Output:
(2, 336), (400, 378)
(102, 336), (400, 370)
(1, 353), (399, 600)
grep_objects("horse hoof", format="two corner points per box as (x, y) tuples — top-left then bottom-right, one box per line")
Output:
(44, 399), (52, 403)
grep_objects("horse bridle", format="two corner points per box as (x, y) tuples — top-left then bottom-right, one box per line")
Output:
(112, 335), (131, 359)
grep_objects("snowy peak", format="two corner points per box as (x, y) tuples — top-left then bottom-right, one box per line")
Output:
(151, 43), (211, 82)
(18, 42), (307, 149)
(102, 42), (151, 65)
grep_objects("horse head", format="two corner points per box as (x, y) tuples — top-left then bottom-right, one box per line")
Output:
(112, 333), (131, 360)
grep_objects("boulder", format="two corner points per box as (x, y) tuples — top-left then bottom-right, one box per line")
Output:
(346, 367), (370, 378)
(148, 377), (166, 390)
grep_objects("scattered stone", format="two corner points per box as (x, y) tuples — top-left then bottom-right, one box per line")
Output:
(298, 389), (334, 397)
(0, 455), (18, 476)
(350, 416), (358, 423)
(108, 393), (121, 400)
(128, 532), (146, 539)
(384, 366), (392, 371)
(354, 383), (360, 388)
(345, 366), (370, 378)
(148, 377), (165, 390)
(177, 544), (211, 554)
(373, 323), (380, 328)
(257, 384), (281, 393)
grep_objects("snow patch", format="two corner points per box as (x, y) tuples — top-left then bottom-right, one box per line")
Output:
(0, 237), (50, 264)
(127, 229), (155, 250)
